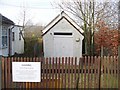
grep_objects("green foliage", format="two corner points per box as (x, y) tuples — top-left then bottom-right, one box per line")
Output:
(24, 37), (43, 57)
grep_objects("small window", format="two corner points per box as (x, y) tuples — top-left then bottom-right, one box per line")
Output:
(12, 32), (15, 41)
(19, 32), (21, 40)
(54, 32), (72, 35)
(2, 26), (8, 48)
(2, 36), (7, 47)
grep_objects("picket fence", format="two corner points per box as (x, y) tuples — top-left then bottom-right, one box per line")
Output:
(1, 56), (119, 89)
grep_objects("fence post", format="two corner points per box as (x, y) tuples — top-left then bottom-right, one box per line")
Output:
(0, 55), (2, 90)
(98, 56), (102, 90)
(118, 46), (120, 89)
(118, 1), (120, 89)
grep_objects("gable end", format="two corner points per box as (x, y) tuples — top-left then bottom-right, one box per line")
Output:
(42, 17), (63, 36)
(63, 16), (83, 35)
(42, 16), (83, 36)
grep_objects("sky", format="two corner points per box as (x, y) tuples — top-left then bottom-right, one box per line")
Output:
(0, 0), (61, 25)
(0, 0), (117, 26)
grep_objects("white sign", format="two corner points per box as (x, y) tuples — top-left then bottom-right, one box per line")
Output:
(12, 62), (41, 82)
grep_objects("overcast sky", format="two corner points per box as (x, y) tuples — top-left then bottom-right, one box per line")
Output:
(0, 0), (61, 25)
(0, 0), (117, 26)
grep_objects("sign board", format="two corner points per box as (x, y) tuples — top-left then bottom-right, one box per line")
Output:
(12, 62), (41, 82)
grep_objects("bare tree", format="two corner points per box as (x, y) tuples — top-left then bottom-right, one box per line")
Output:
(53, 0), (95, 55)
(53, 0), (118, 56)
(16, 5), (34, 54)
(17, 5), (33, 41)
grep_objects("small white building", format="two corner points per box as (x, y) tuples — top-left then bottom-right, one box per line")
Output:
(0, 14), (24, 56)
(42, 11), (84, 58)
(11, 25), (24, 55)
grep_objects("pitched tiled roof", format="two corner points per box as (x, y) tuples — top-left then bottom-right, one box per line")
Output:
(0, 14), (14, 25)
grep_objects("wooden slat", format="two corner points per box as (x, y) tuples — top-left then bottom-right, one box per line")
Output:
(7, 57), (10, 88)
(106, 56), (109, 88)
(41, 57), (44, 88)
(88, 56), (90, 88)
(84, 56), (87, 88)
(109, 56), (113, 88)
(44, 57), (47, 88)
(1, 56), (119, 89)
(2, 57), (5, 88)
(80, 58), (82, 88)
(94, 56), (97, 88)
(105, 56), (108, 88)
(91, 56), (94, 88)
(64, 57), (67, 88)
(94, 57), (98, 88)
(76, 58), (80, 89)
(38, 57), (42, 88)
(92, 56), (95, 88)
(46, 58), (48, 88)
(55, 57), (58, 88)
(52, 57), (54, 88)
(76, 58), (81, 89)
(80, 57), (82, 88)
(111, 56), (114, 88)
(6, 57), (10, 88)
(74, 57), (77, 88)
(112, 56), (115, 88)
(104, 56), (106, 88)
(68, 57), (70, 88)
(116, 56), (118, 88)
(101, 56), (104, 88)
(97, 56), (99, 88)
(71, 57), (73, 88)
(58, 57), (60, 88)
(108, 56), (111, 88)
(102, 56), (104, 88)
(61, 57), (64, 88)
(107, 56), (110, 88)
(11, 57), (14, 88)
(98, 56), (101, 88)
(5, 58), (8, 88)
(48, 57), (51, 88)
(114, 56), (117, 88)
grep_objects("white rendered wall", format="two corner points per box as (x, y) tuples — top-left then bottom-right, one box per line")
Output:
(43, 18), (84, 58)
(12, 26), (24, 55)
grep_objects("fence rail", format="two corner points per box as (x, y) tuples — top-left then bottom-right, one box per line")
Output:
(1, 56), (119, 89)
